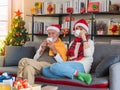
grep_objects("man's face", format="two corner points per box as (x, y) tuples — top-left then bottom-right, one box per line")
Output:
(47, 30), (59, 42)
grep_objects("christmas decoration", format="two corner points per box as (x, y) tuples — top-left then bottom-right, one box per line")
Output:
(96, 21), (107, 35)
(30, 7), (38, 15)
(13, 78), (30, 90)
(61, 16), (75, 37)
(47, 3), (55, 14)
(88, 2), (100, 12)
(108, 24), (120, 35)
(0, 40), (5, 56)
(34, 2), (42, 9)
(109, 4), (119, 12)
(31, 2), (42, 14)
(66, 7), (73, 13)
(64, 16), (75, 22)
(61, 28), (69, 37)
(4, 10), (30, 47)
(13, 78), (41, 90)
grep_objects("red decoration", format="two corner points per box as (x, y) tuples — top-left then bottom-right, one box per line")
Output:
(64, 16), (75, 22)
(66, 7), (73, 13)
(47, 3), (55, 14)
(111, 25), (118, 34)
(13, 78), (30, 90)
(15, 10), (22, 16)
(38, 31), (43, 34)
(87, 2), (100, 12)
(80, 7), (85, 13)
(61, 28), (69, 37)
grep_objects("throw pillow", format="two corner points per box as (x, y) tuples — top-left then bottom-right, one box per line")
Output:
(95, 55), (120, 77)
(5, 46), (35, 66)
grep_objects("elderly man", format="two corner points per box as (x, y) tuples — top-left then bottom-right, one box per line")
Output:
(17, 24), (67, 84)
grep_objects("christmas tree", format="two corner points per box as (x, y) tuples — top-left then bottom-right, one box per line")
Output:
(0, 10), (30, 56)
(4, 10), (30, 46)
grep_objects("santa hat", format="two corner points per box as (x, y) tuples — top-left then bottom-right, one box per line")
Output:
(47, 24), (60, 32)
(73, 18), (89, 32)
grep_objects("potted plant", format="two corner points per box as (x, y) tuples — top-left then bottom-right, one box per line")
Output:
(96, 21), (107, 35)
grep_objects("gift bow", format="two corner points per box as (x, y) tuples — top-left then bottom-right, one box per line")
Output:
(0, 72), (13, 82)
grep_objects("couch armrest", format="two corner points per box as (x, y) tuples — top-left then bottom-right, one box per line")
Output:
(0, 56), (5, 67)
(109, 62), (120, 90)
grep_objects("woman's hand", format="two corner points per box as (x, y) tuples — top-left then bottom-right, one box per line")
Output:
(79, 30), (87, 41)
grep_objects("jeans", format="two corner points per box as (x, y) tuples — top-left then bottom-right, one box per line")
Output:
(42, 61), (85, 79)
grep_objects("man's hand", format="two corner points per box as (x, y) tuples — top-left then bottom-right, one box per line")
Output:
(47, 41), (57, 54)
(39, 40), (47, 54)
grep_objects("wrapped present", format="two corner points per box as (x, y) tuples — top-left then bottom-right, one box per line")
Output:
(0, 83), (11, 90)
(108, 24), (120, 35)
(13, 78), (41, 90)
(13, 84), (41, 90)
(20, 84), (41, 90)
(87, 2), (100, 12)
(0, 72), (15, 87)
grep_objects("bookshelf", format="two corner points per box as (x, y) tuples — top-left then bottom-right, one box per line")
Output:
(29, 12), (120, 44)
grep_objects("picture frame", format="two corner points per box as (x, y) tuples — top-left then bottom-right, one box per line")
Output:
(87, 2), (100, 12)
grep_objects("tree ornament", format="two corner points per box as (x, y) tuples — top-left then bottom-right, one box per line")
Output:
(15, 10), (22, 16)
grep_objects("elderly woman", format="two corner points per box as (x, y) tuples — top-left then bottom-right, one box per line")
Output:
(42, 18), (95, 85)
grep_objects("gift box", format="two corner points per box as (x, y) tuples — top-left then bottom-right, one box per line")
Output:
(0, 83), (11, 90)
(87, 2), (100, 12)
(108, 24), (120, 35)
(3, 77), (15, 87)
(0, 72), (15, 87)
(13, 84), (41, 90)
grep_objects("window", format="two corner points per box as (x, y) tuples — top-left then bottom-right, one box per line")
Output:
(0, 0), (11, 40)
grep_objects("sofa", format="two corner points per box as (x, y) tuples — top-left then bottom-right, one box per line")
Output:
(0, 41), (120, 90)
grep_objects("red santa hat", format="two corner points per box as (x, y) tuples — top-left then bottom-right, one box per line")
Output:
(47, 24), (60, 32)
(73, 18), (89, 32)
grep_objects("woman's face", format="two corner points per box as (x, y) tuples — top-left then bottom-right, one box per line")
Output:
(74, 26), (87, 37)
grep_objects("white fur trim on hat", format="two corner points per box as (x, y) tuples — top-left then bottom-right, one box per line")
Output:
(75, 23), (89, 32)
(47, 26), (60, 32)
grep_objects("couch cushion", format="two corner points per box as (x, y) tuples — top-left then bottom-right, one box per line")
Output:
(0, 66), (18, 74)
(24, 41), (41, 51)
(35, 74), (108, 88)
(91, 44), (120, 73)
(95, 55), (120, 77)
(5, 46), (35, 66)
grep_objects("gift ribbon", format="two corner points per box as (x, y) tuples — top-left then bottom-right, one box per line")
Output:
(0, 72), (13, 82)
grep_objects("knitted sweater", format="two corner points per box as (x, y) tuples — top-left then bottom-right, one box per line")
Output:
(70, 39), (94, 73)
